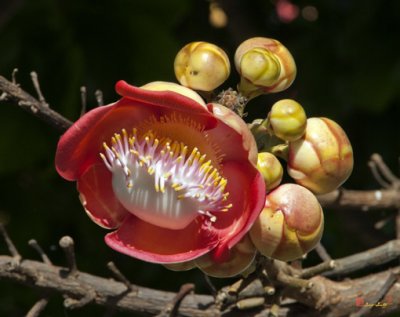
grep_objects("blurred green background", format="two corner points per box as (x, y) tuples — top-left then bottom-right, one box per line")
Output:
(0, 0), (399, 316)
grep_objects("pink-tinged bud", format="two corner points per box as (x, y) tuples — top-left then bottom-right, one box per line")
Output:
(269, 99), (307, 141)
(287, 117), (353, 194)
(257, 152), (283, 191)
(195, 234), (256, 278)
(174, 41), (230, 91)
(250, 184), (324, 261)
(234, 37), (296, 98)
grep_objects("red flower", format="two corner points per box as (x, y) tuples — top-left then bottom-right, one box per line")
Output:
(55, 80), (265, 264)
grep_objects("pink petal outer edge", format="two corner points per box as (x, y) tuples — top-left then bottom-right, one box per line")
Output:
(115, 80), (217, 129)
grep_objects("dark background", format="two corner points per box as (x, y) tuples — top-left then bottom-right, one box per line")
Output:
(0, 0), (399, 315)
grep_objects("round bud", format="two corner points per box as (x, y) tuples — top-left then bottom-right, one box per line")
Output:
(287, 117), (353, 194)
(257, 152), (283, 191)
(270, 99), (307, 141)
(234, 37), (296, 98)
(174, 41), (230, 91)
(163, 260), (196, 272)
(249, 184), (324, 262)
(195, 234), (256, 278)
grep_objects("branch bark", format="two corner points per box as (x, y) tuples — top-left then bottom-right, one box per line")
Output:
(0, 74), (72, 132)
(317, 188), (400, 211)
(0, 254), (399, 317)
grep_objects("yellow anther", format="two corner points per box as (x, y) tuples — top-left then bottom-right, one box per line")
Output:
(174, 185), (184, 191)
(200, 160), (211, 172)
(163, 172), (172, 179)
(103, 142), (111, 151)
(174, 156), (183, 164)
(130, 149), (139, 156)
(127, 182), (133, 188)
(148, 167), (155, 175)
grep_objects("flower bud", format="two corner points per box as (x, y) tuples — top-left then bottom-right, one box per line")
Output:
(270, 99), (307, 141)
(234, 37), (296, 98)
(174, 41), (230, 91)
(195, 234), (256, 278)
(249, 184), (324, 261)
(163, 260), (197, 272)
(257, 152), (283, 191)
(287, 117), (353, 194)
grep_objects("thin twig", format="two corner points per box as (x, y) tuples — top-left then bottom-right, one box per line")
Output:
(30, 71), (49, 107)
(155, 283), (195, 317)
(370, 154), (400, 186)
(0, 223), (21, 262)
(350, 272), (397, 317)
(80, 86), (87, 117)
(28, 239), (52, 265)
(396, 209), (400, 240)
(300, 260), (336, 279)
(368, 160), (391, 188)
(0, 75), (72, 132)
(323, 239), (400, 277)
(12, 68), (18, 84)
(63, 288), (96, 310)
(25, 297), (49, 317)
(317, 188), (400, 211)
(59, 236), (77, 275)
(203, 273), (218, 297)
(374, 214), (395, 230)
(107, 261), (134, 292)
(315, 243), (332, 261)
(95, 89), (104, 106)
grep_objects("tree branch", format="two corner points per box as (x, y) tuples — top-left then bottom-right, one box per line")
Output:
(317, 188), (400, 211)
(0, 74), (72, 132)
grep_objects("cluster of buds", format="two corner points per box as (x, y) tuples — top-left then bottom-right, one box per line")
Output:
(56, 36), (354, 280)
(172, 36), (353, 269)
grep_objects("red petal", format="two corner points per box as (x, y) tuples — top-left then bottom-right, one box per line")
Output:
(115, 80), (217, 129)
(211, 161), (266, 262)
(105, 215), (219, 263)
(55, 101), (154, 180)
(55, 104), (114, 180)
(207, 103), (258, 165)
(77, 163), (128, 229)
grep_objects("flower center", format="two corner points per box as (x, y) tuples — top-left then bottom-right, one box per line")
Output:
(100, 128), (231, 230)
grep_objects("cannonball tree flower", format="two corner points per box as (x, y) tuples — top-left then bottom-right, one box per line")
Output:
(55, 80), (266, 264)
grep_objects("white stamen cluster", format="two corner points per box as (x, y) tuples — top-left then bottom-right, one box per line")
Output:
(100, 128), (231, 230)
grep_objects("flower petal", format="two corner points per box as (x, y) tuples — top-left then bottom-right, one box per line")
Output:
(210, 161), (266, 262)
(105, 215), (218, 263)
(208, 103), (258, 165)
(115, 80), (217, 128)
(77, 163), (128, 229)
(56, 101), (155, 180)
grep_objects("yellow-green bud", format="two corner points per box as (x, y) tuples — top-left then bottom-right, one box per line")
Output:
(287, 117), (353, 194)
(257, 152), (283, 191)
(269, 99), (307, 141)
(174, 41), (230, 91)
(195, 234), (256, 278)
(234, 37), (296, 98)
(249, 184), (324, 262)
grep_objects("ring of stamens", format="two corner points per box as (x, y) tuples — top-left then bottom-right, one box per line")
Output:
(100, 128), (232, 230)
